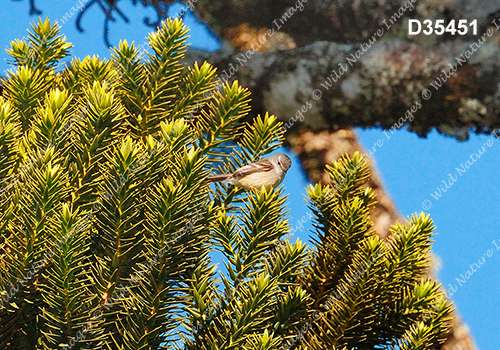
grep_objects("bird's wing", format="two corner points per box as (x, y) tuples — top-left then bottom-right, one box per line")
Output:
(231, 158), (273, 178)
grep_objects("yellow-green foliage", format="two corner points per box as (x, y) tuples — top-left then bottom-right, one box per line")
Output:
(0, 18), (452, 350)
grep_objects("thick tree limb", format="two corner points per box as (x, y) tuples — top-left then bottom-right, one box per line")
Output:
(145, 0), (500, 46)
(186, 35), (500, 140)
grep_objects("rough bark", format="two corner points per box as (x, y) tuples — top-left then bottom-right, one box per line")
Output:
(142, 0), (500, 46)
(179, 0), (500, 140)
(186, 36), (500, 140)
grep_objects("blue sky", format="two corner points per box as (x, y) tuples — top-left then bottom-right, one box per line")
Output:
(1, 1), (499, 348)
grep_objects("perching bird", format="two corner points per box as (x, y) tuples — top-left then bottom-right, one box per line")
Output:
(205, 153), (292, 190)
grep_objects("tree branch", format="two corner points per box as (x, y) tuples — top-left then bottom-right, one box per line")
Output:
(187, 34), (500, 140)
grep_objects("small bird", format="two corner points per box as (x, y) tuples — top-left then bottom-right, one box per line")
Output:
(205, 153), (292, 190)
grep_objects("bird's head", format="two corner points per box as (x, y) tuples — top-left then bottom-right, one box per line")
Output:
(275, 153), (292, 172)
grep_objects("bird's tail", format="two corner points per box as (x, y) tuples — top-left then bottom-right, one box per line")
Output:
(203, 174), (232, 183)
